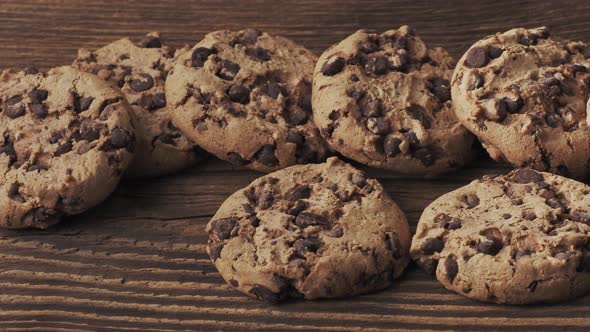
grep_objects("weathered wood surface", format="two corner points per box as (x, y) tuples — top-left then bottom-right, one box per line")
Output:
(1, 0), (590, 330)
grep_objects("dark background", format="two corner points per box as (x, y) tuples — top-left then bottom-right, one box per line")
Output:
(1, 0), (590, 331)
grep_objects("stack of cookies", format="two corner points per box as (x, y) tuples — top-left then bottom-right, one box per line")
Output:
(1, 25), (590, 305)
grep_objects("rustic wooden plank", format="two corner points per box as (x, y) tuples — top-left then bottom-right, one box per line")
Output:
(1, 0), (590, 330)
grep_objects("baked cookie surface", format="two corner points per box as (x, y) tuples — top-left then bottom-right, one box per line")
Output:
(207, 157), (411, 302)
(312, 26), (476, 176)
(411, 168), (590, 304)
(452, 27), (590, 180)
(74, 32), (204, 178)
(0, 66), (135, 229)
(165, 29), (329, 172)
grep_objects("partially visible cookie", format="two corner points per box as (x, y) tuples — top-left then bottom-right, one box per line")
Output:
(452, 27), (590, 180)
(411, 168), (590, 304)
(207, 157), (411, 302)
(312, 26), (476, 176)
(74, 32), (204, 178)
(166, 29), (329, 172)
(0, 66), (135, 229)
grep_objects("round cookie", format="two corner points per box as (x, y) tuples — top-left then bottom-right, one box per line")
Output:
(451, 27), (590, 180)
(0, 66), (135, 229)
(73, 32), (204, 178)
(312, 26), (476, 176)
(411, 168), (590, 304)
(206, 157), (411, 302)
(166, 29), (329, 172)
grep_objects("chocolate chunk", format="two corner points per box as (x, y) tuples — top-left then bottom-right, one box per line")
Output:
(258, 189), (274, 210)
(80, 126), (101, 142)
(254, 144), (279, 166)
(246, 47), (271, 61)
(570, 210), (590, 223)
(130, 73), (155, 92)
(144, 92), (167, 111)
(445, 257), (459, 282)
(321, 56), (345, 76)
(287, 200), (308, 216)
(261, 82), (283, 99)
(478, 237), (503, 255)
(488, 46), (503, 59)
(249, 285), (283, 303)
(286, 184), (310, 201)
(359, 38), (379, 53)
(383, 137), (402, 158)
(28, 89), (48, 103)
(351, 173), (366, 187)
(210, 217), (237, 241)
(191, 47), (216, 67)
(227, 84), (250, 104)
(110, 128), (131, 149)
(54, 141), (73, 156)
(504, 97), (524, 113)
(463, 194), (480, 208)
(295, 212), (328, 228)
(5, 103), (25, 119)
(293, 237), (320, 257)
(71, 93), (94, 113)
(420, 238), (444, 255)
(30, 103), (48, 118)
(385, 232), (403, 259)
(406, 104), (432, 129)
(209, 243), (224, 261)
(359, 99), (382, 118)
(139, 34), (162, 48)
(227, 152), (250, 166)
(465, 47), (489, 68)
(366, 56), (388, 75)
(286, 108), (309, 126)
(366, 117), (390, 135)
(430, 78), (451, 102)
(8, 182), (24, 202)
(216, 60), (240, 81)
(512, 169), (543, 183)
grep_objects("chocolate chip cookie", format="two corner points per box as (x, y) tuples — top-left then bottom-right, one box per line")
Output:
(411, 168), (590, 304)
(452, 27), (590, 180)
(0, 66), (135, 229)
(207, 157), (411, 302)
(74, 32), (204, 178)
(312, 26), (476, 176)
(166, 29), (329, 172)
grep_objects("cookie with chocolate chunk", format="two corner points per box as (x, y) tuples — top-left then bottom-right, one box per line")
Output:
(312, 26), (476, 176)
(0, 66), (135, 229)
(74, 32), (204, 178)
(452, 27), (590, 180)
(165, 29), (329, 172)
(411, 168), (590, 304)
(207, 157), (411, 302)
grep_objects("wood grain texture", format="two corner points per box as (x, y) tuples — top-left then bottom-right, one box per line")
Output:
(1, 0), (590, 330)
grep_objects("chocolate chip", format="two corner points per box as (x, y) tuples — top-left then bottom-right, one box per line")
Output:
(522, 211), (536, 220)
(28, 89), (48, 103)
(216, 60), (240, 81)
(254, 144), (278, 166)
(130, 73), (155, 92)
(298, 94), (312, 114)
(321, 56), (345, 76)
(0, 139), (16, 164)
(209, 243), (224, 261)
(54, 141), (73, 156)
(322, 124), (335, 138)
(366, 56), (389, 75)
(4, 102), (25, 119)
(468, 73), (484, 91)
(110, 128), (131, 149)
(430, 78), (451, 102)
(385, 232), (403, 259)
(258, 189), (274, 210)
(504, 97), (523, 113)
(325, 225), (344, 238)
(445, 257), (458, 282)
(293, 237), (320, 257)
(366, 117), (390, 135)
(465, 47), (489, 68)
(359, 38), (379, 53)
(463, 194), (480, 208)
(383, 137), (402, 158)
(210, 217), (237, 241)
(419, 258), (439, 275)
(246, 47), (271, 61)
(261, 82), (283, 99)
(478, 237), (503, 255)
(518, 34), (538, 46)
(286, 185), (310, 201)
(406, 104), (432, 129)
(286, 132), (304, 145)
(227, 84), (250, 104)
(30, 103), (48, 118)
(80, 126), (101, 142)
(488, 46), (503, 59)
(413, 147), (436, 166)
(286, 108), (309, 126)
(288, 200), (308, 216)
(144, 93), (167, 111)
(359, 99), (382, 118)
(139, 34), (162, 48)
(502, 213), (512, 219)
(8, 182), (24, 202)
(420, 238), (444, 255)
(512, 169), (543, 183)
(351, 173), (366, 187)
(295, 212), (328, 228)
(570, 210), (590, 223)
(71, 93), (94, 113)
(392, 35), (407, 49)
(240, 29), (262, 45)
(545, 114), (560, 127)
(191, 47), (216, 67)
(227, 152), (250, 166)
(527, 281), (538, 292)
(249, 285), (283, 303)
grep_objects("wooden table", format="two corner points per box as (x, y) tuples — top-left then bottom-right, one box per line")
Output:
(1, 0), (590, 330)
